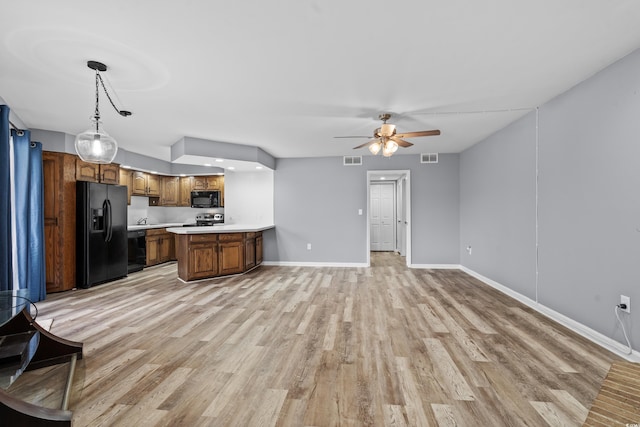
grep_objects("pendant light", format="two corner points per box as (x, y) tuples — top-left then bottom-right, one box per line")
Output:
(75, 61), (131, 164)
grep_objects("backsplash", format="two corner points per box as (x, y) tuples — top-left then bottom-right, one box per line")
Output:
(127, 196), (224, 225)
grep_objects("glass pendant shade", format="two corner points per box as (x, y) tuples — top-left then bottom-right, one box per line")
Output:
(75, 119), (118, 164)
(380, 123), (396, 136)
(382, 140), (398, 157)
(369, 141), (382, 155)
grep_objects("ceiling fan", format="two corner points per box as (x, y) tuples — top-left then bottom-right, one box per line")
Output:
(335, 113), (441, 157)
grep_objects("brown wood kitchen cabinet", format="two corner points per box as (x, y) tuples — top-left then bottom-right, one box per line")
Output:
(256, 232), (263, 265)
(161, 176), (180, 206)
(76, 159), (119, 184)
(218, 233), (244, 276)
(174, 231), (263, 281)
(146, 228), (175, 266)
(119, 169), (133, 205)
(131, 171), (160, 196)
(179, 176), (193, 206)
(192, 175), (219, 190)
(131, 171), (146, 195)
(178, 234), (219, 280)
(43, 151), (77, 293)
(244, 232), (256, 270)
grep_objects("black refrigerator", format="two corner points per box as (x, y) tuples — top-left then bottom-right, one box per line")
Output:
(77, 181), (128, 288)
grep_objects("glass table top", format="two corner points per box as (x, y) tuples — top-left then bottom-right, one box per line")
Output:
(0, 289), (38, 389)
(0, 288), (32, 327)
(0, 289), (85, 416)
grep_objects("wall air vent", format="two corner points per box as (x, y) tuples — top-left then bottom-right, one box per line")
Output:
(421, 153), (438, 164)
(343, 156), (362, 166)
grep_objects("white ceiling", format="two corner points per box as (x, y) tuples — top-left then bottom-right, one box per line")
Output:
(2, 1), (640, 164)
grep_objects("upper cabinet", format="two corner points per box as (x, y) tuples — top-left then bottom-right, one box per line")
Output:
(76, 159), (120, 184)
(179, 176), (193, 207)
(119, 169), (133, 205)
(131, 171), (160, 196)
(161, 176), (180, 206)
(192, 175), (221, 190)
(122, 170), (223, 207)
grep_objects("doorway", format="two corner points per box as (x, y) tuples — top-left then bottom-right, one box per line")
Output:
(366, 170), (411, 267)
(370, 182), (395, 251)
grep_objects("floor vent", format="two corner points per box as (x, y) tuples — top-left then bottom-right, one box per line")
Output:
(421, 153), (438, 164)
(343, 156), (362, 166)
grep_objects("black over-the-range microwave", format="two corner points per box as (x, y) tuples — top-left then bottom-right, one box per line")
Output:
(191, 190), (221, 208)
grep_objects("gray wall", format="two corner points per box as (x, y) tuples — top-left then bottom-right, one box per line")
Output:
(460, 47), (640, 349)
(537, 47), (640, 347)
(460, 112), (537, 298)
(269, 154), (460, 265)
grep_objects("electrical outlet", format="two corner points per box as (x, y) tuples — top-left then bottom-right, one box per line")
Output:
(307, 243), (311, 250)
(620, 295), (631, 314)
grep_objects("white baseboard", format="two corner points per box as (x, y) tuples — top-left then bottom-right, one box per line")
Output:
(410, 263), (461, 269)
(460, 266), (640, 362)
(262, 261), (368, 268)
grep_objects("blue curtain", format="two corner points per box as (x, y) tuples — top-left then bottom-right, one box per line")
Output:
(0, 105), (46, 301)
(0, 105), (12, 292)
(12, 129), (46, 302)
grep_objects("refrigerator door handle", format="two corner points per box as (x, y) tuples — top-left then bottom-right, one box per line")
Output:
(102, 200), (109, 242)
(106, 199), (113, 242)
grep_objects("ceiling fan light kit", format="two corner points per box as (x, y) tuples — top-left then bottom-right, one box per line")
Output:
(382, 139), (398, 157)
(339, 113), (440, 158)
(74, 60), (132, 164)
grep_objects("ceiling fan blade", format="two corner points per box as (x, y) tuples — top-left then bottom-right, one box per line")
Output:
(353, 139), (378, 149)
(395, 129), (441, 138)
(390, 137), (413, 148)
(333, 135), (371, 139)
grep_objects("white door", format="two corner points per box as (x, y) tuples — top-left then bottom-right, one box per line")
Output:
(370, 183), (395, 251)
(397, 178), (407, 256)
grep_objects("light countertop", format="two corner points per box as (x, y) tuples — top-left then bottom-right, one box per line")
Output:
(166, 224), (274, 234)
(127, 223), (189, 231)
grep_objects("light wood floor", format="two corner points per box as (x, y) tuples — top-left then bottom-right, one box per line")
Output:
(9, 252), (619, 426)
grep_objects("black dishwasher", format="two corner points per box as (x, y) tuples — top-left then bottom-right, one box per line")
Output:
(127, 230), (146, 273)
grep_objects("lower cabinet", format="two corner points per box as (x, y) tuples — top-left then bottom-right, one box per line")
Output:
(146, 228), (176, 267)
(219, 234), (244, 276)
(245, 232), (256, 270)
(185, 235), (218, 280)
(175, 231), (263, 281)
(256, 232), (263, 265)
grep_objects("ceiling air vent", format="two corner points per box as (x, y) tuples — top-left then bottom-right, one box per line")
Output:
(421, 153), (438, 164)
(343, 156), (362, 166)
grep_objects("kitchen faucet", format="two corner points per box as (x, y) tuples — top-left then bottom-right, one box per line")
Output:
(136, 217), (148, 225)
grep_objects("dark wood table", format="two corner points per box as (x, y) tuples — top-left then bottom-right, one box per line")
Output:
(0, 290), (83, 426)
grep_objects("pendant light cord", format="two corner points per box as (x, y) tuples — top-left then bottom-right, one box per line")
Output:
(94, 70), (101, 132)
(96, 71), (131, 117)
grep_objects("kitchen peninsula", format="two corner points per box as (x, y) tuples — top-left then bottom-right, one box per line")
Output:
(166, 225), (274, 282)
